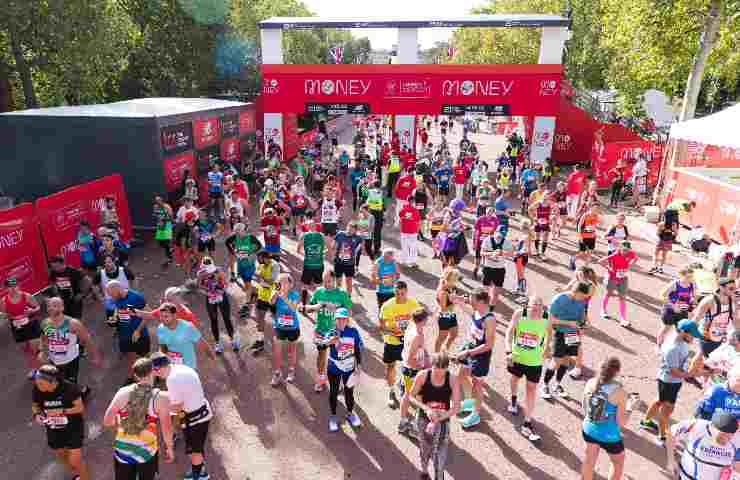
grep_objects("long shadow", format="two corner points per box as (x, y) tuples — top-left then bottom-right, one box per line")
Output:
(581, 324), (637, 355)
(403, 266), (441, 289)
(444, 436), (501, 480)
(627, 289), (663, 311)
(526, 261), (575, 286)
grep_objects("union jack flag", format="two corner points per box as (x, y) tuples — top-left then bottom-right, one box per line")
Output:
(447, 46), (457, 58)
(329, 46), (343, 64)
(687, 141), (700, 155)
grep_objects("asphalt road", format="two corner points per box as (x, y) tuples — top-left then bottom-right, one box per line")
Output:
(0, 115), (697, 480)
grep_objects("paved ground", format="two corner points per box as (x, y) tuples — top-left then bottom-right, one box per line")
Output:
(0, 115), (695, 480)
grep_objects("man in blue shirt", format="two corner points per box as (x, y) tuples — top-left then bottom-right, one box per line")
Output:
(494, 190), (513, 239)
(434, 163), (453, 198)
(332, 222), (364, 297)
(520, 165), (541, 195)
(207, 163), (224, 220)
(696, 363), (740, 421)
(107, 280), (149, 384)
(155, 302), (215, 371)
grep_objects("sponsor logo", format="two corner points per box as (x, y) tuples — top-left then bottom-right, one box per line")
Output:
(0, 256), (34, 293)
(0, 218), (24, 229)
(441, 80), (514, 97)
(554, 134), (572, 152)
(0, 228), (23, 249)
(90, 197), (108, 213)
(539, 79), (559, 96)
(51, 201), (86, 232)
(262, 78), (279, 95)
(304, 79), (372, 96)
(60, 238), (80, 257)
(534, 131), (552, 147)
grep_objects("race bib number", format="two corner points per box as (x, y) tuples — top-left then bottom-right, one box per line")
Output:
(236, 250), (249, 259)
(583, 226), (594, 233)
(48, 339), (69, 354)
(12, 316), (29, 328)
(117, 311), (131, 323)
(167, 351), (184, 364)
(564, 332), (581, 346)
(46, 415), (69, 427)
(314, 330), (336, 346)
(472, 326), (485, 341)
(339, 245), (353, 261)
(56, 279), (72, 290)
(397, 316), (410, 332)
(295, 197), (306, 208)
(382, 276), (396, 287)
(321, 203), (338, 223)
(616, 270), (627, 279)
(538, 218), (547, 225)
(416, 203), (425, 210)
(278, 314), (294, 328)
(207, 293), (223, 304)
(516, 332), (540, 349)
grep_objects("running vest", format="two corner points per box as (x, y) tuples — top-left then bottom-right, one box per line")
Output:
(320, 199), (339, 224)
(152, 205), (172, 234)
(702, 295), (734, 342)
(2, 293), (31, 330)
(584, 382), (619, 424)
(367, 188), (383, 211)
(498, 173), (510, 190)
(470, 311), (494, 349)
(100, 267), (129, 301)
(414, 190), (428, 211)
(115, 389), (160, 465)
(202, 272), (226, 304)
(376, 259), (398, 294)
(356, 217), (372, 240)
(388, 156), (401, 173)
(420, 371), (452, 412)
(234, 235), (258, 265)
(226, 198), (244, 219)
(677, 420), (740, 480)
(668, 281), (695, 307)
(477, 187), (492, 206)
(43, 316), (80, 366)
(402, 325), (429, 370)
(511, 309), (547, 367)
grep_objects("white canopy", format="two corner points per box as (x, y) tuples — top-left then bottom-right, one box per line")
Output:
(669, 103), (740, 149)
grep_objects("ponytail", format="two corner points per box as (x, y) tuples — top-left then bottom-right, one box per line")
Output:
(596, 356), (621, 388)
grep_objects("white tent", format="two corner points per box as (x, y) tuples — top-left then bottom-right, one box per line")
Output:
(669, 103), (740, 149)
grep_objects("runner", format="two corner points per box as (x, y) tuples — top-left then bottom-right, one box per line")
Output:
(393, 168), (417, 226)
(411, 177), (432, 241)
(297, 224), (327, 308)
(552, 182), (568, 239)
(289, 177), (311, 235)
(106, 280), (150, 383)
(566, 164), (586, 221)
(93, 254), (136, 328)
(318, 188), (343, 238)
(366, 180), (385, 257)
(175, 197), (199, 224)
(570, 203), (600, 271)
(649, 222), (675, 274)
(100, 195), (121, 237)
(307, 271), (352, 392)
(541, 282), (590, 399)
(581, 357), (638, 480)
(598, 241), (638, 328)
(152, 195), (174, 266)
(0, 277), (42, 377)
(528, 190), (554, 259)
(456, 288), (496, 429)
(692, 277), (735, 358)
(480, 226), (515, 308)
(194, 209), (218, 266)
(434, 269), (462, 352)
(77, 221), (100, 275)
(173, 211), (197, 277)
(97, 232), (129, 267)
(505, 296), (551, 441)
(32, 364), (90, 480)
(452, 160), (467, 201)
(103, 358), (174, 480)
(207, 162), (224, 221)
(658, 267), (697, 347)
(251, 250), (280, 356)
(379, 281), (421, 408)
(332, 222), (363, 295)
(48, 255), (88, 323)
(513, 220), (534, 297)
(398, 200), (422, 269)
(408, 351), (461, 480)
(494, 189), (513, 239)
(639, 319), (698, 445)
(225, 223), (262, 311)
(398, 309), (431, 435)
(429, 197), (447, 259)
(473, 206), (499, 280)
(260, 207), (283, 261)
(696, 363), (740, 422)
(663, 198), (696, 234)
(39, 296), (101, 393)
(327, 307), (364, 432)
(605, 213), (629, 256)
(666, 411), (740, 480)
(354, 205), (376, 265)
(270, 274), (301, 386)
(434, 161), (453, 200)
(155, 302), (214, 372)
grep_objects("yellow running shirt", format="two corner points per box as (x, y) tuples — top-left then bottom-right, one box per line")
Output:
(380, 297), (421, 346)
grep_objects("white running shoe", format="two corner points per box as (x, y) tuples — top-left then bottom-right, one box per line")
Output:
(214, 341), (224, 354)
(285, 368), (296, 383)
(569, 367), (583, 379)
(329, 415), (340, 432)
(270, 370), (282, 387)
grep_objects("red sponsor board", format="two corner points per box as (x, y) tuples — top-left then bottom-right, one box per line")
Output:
(239, 106), (257, 135)
(283, 114), (301, 161)
(221, 137), (240, 164)
(163, 151), (195, 192)
(35, 175), (133, 268)
(261, 64), (562, 116)
(592, 141), (664, 188)
(551, 97), (600, 165)
(671, 169), (740, 242)
(0, 203), (49, 296)
(193, 117), (221, 149)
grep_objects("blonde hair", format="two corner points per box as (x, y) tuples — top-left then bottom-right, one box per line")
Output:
(441, 267), (459, 287)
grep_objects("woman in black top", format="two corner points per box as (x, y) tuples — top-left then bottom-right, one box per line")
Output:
(409, 352), (461, 480)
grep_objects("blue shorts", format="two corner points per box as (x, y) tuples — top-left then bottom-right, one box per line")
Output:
(237, 262), (255, 282)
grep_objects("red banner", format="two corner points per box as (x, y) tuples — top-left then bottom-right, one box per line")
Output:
(551, 97), (600, 165)
(193, 117), (221, 149)
(261, 64), (562, 116)
(0, 203), (49, 296)
(36, 175), (133, 268)
(221, 137), (240, 164)
(239, 106), (257, 136)
(163, 151), (195, 192)
(671, 169), (740, 242)
(592, 140), (664, 189)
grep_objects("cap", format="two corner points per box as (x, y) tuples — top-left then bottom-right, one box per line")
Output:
(719, 277), (734, 287)
(382, 247), (395, 256)
(677, 319), (703, 339)
(151, 352), (171, 369)
(712, 411), (738, 434)
(4, 276), (17, 287)
(335, 308), (350, 319)
(449, 198), (465, 211)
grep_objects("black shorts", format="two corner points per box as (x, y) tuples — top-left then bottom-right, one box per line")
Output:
(582, 431), (624, 455)
(256, 299), (275, 313)
(209, 191), (222, 200)
(559, 207), (568, 216)
(114, 453), (158, 480)
(507, 362), (543, 383)
(475, 246), (481, 260)
(119, 334), (151, 357)
(482, 267), (506, 287)
(321, 223), (338, 237)
(438, 312), (458, 331)
(11, 320), (41, 343)
(552, 331), (580, 358)
(701, 339), (723, 358)
(275, 328), (300, 342)
(197, 238), (216, 253)
(463, 351), (492, 378)
(383, 342), (404, 364)
(430, 229), (442, 239)
(292, 207), (307, 217)
(334, 261), (356, 278)
(661, 305), (689, 326)
(47, 421), (85, 450)
(579, 238), (596, 252)
(663, 209), (679, 229)
(439, 185), (450, 196)
(184, 420), (210, 455)
(301, 266), (324, 286)
(657, 380), (682, 404)
(53, 357), (81, 384)
(534, 223), (551, 233)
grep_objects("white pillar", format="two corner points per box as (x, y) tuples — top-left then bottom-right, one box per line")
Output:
(534, 26), (569, 163)
(395, 28), (419, 152)
(261, 28), (284, 156)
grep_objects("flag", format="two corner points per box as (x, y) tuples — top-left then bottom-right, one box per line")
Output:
(329, 46), (343, 64)
(687, 141), (699, 156)
(447, 46), (457, 58)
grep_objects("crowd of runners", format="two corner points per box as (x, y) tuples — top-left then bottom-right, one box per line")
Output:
(4, 113), (740, 480)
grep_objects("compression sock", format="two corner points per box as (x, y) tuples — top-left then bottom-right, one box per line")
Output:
(542, 242), (548, 254)
(618, 298), (627, 321)
(556, 365), (569, 383)
(543, 369), (555, 385)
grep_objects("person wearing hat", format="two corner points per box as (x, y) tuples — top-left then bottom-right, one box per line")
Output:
(480, 226), (515, 308)
(640, 318), (700, 444)
(691, 277), (737, 359)
(598, 240), (638, 328)
(666, 410), (740, 479)
(1, 276), (42, 377)
(196, 257), (238, 354)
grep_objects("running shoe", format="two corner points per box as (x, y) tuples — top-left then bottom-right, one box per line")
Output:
(569, 367), (583, 379)
(521, 422), (541, 442)
(461, 411), (481, 428)
(328, 415), (340, 432)
(251, 339), (265, 355)
(347, 413), (362, 428)
(541, 384), (553, 400)
(640, 418), (659, 432)
(619, 319), (631, 328)
(658, 267), (664, 274)
(214, 341), (224, 354)
(270, 370), (282, 387)
(285, 368), (296, 383)
(192, 466), (210, 480)
(398, 417), (413, 435)
(460, 398), (476, 413)
(554, 385), (569, 398)
(601, 314), (611, 321)
(507, 403), (519, 416)
(568, 256), (576, 271)
(387, 388), (398, 408)
(231, 335), (241, 352)
(658, 436), (667, 447)
(648, 267), (659, 275)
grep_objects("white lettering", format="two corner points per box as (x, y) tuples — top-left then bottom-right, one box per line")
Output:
(0, 229), (23, 249)
(305, 79), (372, 97)
(441, 79), (514, 97)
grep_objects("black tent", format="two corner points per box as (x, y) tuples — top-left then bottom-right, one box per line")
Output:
(0, 98), (257, 227)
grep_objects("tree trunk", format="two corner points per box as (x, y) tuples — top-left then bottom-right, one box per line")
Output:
(8, 27), (38, 109)
(0, 61), (12, 112)
(678, 0), (722, 121)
